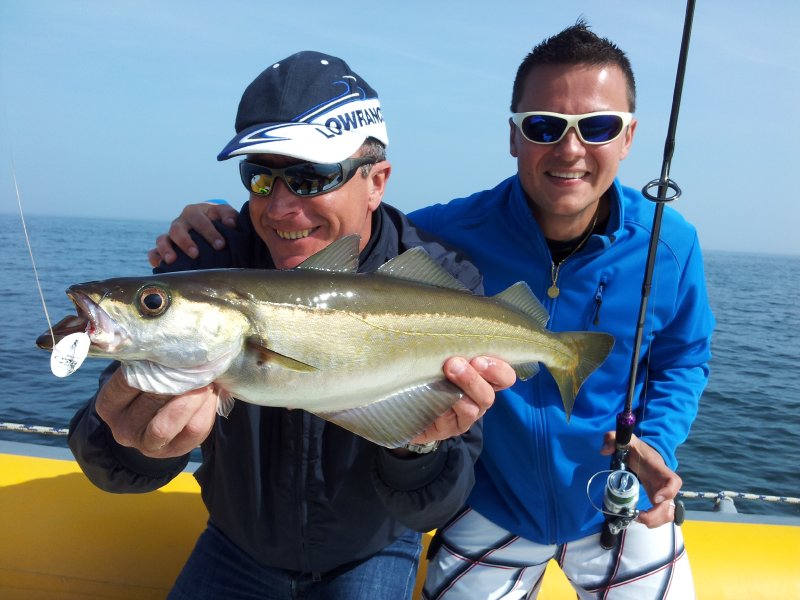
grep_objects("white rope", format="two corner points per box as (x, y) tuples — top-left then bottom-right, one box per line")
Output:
(679, 489), (800, 505)
(0, 422), (69, 436)
(2, 420), (799, 507)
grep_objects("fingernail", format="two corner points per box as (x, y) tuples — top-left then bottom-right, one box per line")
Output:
(213, 239), (224, 250)
(449, 357), (467, 375)
(473, 356), (488, 371)
(188, 246), (199, 258)
(654, 495), (666, 504)
(225, 217), (237, 227)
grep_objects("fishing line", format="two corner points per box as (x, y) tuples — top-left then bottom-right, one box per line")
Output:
(11, 156), (90, 377)
(11, 158), (55, 344)
(3, 92), (57, 344)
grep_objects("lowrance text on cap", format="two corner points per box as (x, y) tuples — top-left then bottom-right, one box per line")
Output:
(217, 52), (388, 164)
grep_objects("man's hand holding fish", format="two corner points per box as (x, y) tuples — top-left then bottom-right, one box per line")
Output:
(95, 368), (218, 459)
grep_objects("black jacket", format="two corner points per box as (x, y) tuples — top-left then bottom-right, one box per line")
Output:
(69, 202), (484, 574)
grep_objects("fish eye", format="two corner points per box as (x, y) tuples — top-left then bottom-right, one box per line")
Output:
(138, 286), (170, 317)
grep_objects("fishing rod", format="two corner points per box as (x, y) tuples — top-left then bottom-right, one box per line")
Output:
(599, 0), (697, 549)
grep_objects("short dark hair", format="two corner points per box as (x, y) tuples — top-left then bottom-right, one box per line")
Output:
(511, 19), (636, 113)
(357, 137), (386, 177)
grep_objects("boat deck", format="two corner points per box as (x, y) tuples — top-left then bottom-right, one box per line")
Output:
(1, 442), (798, 599)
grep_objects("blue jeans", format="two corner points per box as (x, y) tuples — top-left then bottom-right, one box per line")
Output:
(168, 524), (422, 600)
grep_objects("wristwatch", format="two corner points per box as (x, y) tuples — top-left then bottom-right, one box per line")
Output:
(401, 440), (440, 454)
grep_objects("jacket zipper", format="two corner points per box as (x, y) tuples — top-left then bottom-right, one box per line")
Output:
(591, 277), (607, 326)
(298, 413), (313, 575)
(540, 296), (561, 543)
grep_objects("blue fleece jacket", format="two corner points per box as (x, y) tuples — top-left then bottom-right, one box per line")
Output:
(410, 175), (714, 544)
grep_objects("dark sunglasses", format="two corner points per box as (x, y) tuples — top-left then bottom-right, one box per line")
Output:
(511, 111), (632, 145)
(239, 156), (377, 198)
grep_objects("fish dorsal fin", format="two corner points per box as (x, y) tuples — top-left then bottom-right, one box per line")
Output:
(377, 246), (471, 292)
(494, 281), (549, 327)
(294, 234), (360, 273)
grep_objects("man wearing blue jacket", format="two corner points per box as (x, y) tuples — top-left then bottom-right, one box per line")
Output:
(413, 23), (714, 599)
(152, 23), (714, 599)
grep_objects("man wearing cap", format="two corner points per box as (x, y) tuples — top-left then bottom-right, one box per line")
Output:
(68, 51), (514, 599)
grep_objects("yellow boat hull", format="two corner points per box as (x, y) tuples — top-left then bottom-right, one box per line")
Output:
(1, 448), (798, 599)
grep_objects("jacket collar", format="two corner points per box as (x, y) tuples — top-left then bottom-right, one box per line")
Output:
(508, 175), (625, 255)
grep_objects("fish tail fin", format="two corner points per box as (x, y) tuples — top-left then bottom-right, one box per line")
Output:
(549, 331), (615, 421)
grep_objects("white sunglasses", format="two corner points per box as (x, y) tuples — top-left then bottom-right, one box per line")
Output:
(511, 111), (633, 145)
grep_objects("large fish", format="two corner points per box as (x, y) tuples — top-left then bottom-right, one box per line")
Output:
(37, 235), (613, 448)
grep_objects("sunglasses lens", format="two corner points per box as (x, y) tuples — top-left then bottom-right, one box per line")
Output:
(284, 163), (343, 196)
(517, 113), (628, 145)
(578, 114), (624, 143)
(240, 163), (274, 195)
(249, 173), (273, 195)
(239, 162), (345, 197)
(521, 114), (568, 143)
(239, 158), (372, 198)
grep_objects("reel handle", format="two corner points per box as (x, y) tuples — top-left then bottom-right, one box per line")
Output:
(674, 499), (686, 526)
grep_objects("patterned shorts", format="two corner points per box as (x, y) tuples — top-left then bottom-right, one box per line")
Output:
(423, 507), (694, 600)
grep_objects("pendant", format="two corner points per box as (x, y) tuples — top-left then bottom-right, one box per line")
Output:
(547, 285), (560, 299)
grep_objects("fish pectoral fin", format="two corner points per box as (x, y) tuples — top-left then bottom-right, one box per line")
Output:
(493, 282), (550, 327)
(376, 247), (471, 292)
(216, 388), (235, 418)
(246, 339), (319, 372)
(314, 380), (465, 448)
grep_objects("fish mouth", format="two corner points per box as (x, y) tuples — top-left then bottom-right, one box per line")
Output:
(36, 291), (129, 353)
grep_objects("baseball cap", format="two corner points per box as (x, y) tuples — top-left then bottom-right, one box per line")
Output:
(217, 51), (388, 163)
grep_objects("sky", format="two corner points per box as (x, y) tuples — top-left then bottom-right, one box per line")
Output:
(1, 1), (799, 256)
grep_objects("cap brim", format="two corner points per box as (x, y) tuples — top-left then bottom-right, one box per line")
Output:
(218, 97), (388, 163)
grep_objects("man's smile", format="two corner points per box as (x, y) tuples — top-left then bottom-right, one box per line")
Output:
(276, 227), (317, 240)
(548, 170), (589, 180)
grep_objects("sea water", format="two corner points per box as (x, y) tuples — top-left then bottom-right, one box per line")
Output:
(1, 213), (797, 516)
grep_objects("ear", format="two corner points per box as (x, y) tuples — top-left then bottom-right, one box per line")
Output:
(367, 160), (391, 211)
(619, 118), (637, 161)
(509, 118), (520, 158)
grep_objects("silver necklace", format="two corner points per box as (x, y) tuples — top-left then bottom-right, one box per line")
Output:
(546, 209), (599, 299)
